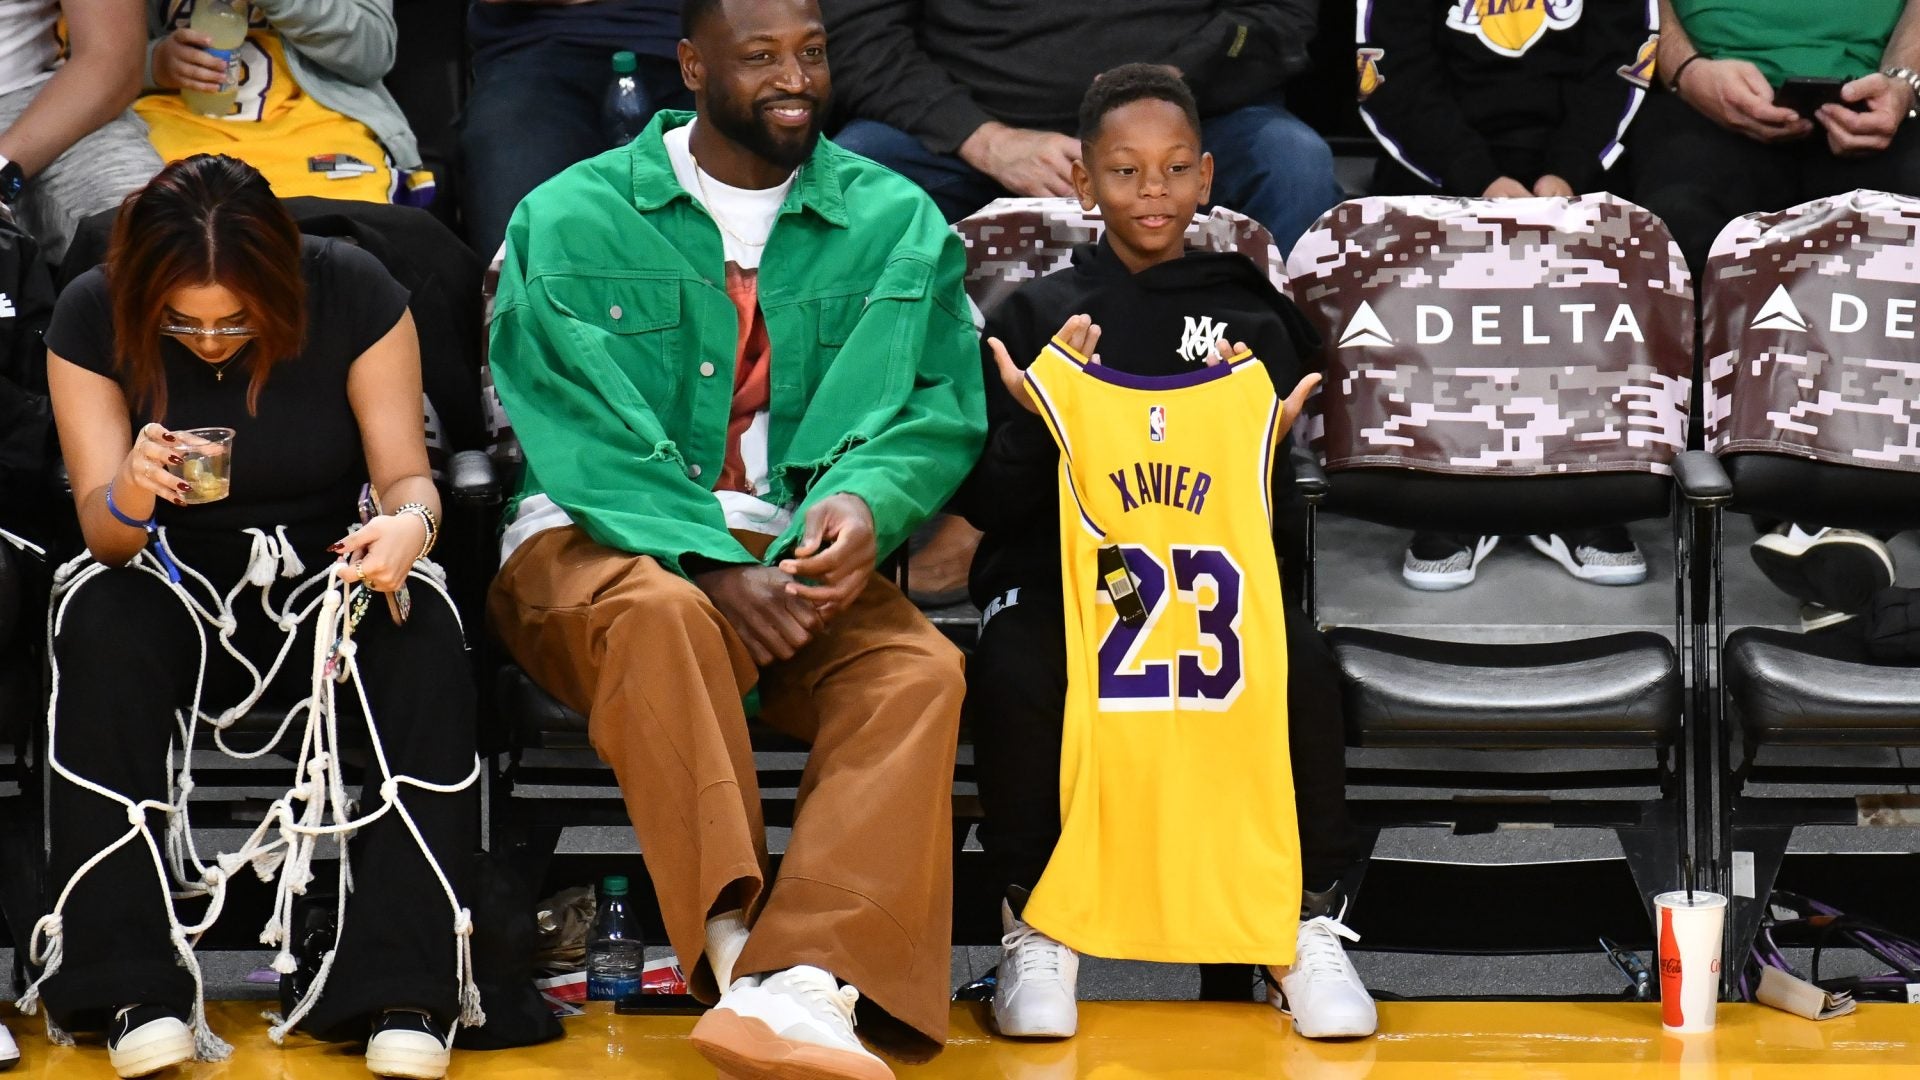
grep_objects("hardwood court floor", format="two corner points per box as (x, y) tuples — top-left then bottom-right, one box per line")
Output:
(6, 998), (1920, 1078)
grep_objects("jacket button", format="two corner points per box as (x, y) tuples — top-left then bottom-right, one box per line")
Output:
(608, 305), (623, 320)
(687, 464), (702, 479)
(699, 362), (716, 377)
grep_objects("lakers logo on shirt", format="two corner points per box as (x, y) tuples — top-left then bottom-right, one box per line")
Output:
(1618, 33), (1658, 89)
(1357, 47), (1385, 100)
(1445, 0), (1582, 59)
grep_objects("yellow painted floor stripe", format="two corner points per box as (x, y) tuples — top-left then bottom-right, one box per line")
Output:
(5, 999), (1920, 1077)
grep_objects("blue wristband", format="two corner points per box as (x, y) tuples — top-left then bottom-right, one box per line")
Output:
(105, 481), (181, 583)
(104, 480), (152, 529)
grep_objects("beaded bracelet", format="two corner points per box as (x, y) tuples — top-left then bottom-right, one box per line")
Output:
(393, 502), (438, 562)
(105, 480), (182, 583)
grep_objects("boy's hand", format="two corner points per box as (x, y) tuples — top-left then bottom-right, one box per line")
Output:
(989, 314), (1103, 413)
(1482, 176), (1531, 199)
(1208, 338), (1250, 366)
(1277, 373), (1323, 440)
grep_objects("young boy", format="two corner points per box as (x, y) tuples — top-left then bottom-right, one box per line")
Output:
(953, 64), (1375, 1042)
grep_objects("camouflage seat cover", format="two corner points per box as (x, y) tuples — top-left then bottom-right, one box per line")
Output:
(1706, 189), (1920, 476)
(1284, 194), (1693, 477)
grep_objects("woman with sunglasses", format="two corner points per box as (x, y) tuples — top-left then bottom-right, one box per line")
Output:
(31, 153), (477, 1079)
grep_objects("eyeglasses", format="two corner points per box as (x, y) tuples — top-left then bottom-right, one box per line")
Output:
(160, 324), (257, 340)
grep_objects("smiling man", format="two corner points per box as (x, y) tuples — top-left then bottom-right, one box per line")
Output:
(484, 0), (985, 1076)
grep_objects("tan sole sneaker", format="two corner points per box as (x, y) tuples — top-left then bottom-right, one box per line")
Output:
(690, 1009), (894, 1080)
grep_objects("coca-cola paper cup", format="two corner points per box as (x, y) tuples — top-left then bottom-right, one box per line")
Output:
(1655, 890), (1727, 1033)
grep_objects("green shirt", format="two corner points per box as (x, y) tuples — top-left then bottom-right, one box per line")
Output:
(1674, 0), (1903, 85)
(489, 110), (985, 574)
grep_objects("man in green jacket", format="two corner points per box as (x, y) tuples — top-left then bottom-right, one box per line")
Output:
(485, 1), (984, 1076)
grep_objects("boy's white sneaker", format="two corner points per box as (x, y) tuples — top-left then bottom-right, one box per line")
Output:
(991, 898), (1079, 1039)
(690, 965), (893, 1080)
(0, 1019), (18, 1070)
(1270, 914), (1378, 1039)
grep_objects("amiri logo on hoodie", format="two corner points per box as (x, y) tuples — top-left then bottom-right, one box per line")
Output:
(1445, 0), (1582, 58)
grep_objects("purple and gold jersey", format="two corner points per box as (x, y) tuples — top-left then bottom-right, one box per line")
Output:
(1022, 337), (1301, 964)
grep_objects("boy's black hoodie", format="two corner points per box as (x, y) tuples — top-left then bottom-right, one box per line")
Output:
(954, 238), (1320, 607)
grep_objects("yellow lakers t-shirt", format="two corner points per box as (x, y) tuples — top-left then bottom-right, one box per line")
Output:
(137, 0), (392, 202)
(1021, 338), (1302, 965)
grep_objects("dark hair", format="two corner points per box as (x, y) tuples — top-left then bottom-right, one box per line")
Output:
(105, 154), (306, 419)
(1077, 63), (1202, 143)
(682, 0), (722, 39)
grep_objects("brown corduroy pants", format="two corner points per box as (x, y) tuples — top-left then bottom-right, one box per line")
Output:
(488, 525), (962, 1060)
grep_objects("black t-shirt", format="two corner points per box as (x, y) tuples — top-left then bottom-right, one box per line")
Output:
(46, 236), (410, 538)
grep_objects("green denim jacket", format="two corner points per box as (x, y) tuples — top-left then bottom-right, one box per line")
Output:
(489, 111), (985, 574)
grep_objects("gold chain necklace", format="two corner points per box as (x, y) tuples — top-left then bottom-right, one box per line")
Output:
(689, 151), (774, 252)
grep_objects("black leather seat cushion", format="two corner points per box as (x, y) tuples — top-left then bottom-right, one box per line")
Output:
(1328, 627), (1680, 749)
(1323, 470), (1672, 535)
(1726, 627), (1920, 746)
(1725, 454), (1920, 533)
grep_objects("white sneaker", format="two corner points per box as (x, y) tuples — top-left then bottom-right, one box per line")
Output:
(1527, 528), (1648, 586)
(1402, 534), (1499, 591)
(690, 965), (893, 1080)
(0, 1019), (17, 1071)
(107, 1005), (193, 1078)
(992, 899), (1079, 1038)
(365, 1008), (450, 1079)
(1752, 525), (1895, 612)
(1270, 915), (1377, 1039)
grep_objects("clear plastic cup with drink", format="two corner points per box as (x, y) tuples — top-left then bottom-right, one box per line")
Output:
(167, 427), (235, 504)
(1655, 890), (1727, 1034)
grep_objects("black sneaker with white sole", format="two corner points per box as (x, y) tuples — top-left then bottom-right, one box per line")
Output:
(1527, 526), (1647, 586)
(1752, 525), (1896, 613)
(1401, 533), (1500, 591)
(107, 1005), (193, 1078)
(366, 1009), (451, 1079)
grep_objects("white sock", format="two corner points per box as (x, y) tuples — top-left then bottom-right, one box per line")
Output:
(706, 910), (750, 990)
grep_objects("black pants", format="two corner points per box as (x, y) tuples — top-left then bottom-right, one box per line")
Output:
(43, 528), (476, 1041)
(1632, 91), (1920, 275)
(966, 579), (1357, 900)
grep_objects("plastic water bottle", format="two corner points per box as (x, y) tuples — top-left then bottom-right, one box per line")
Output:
(586, 874), (644, 1000)
(182, 0), (248, 117)
(603, 51), (649, 148)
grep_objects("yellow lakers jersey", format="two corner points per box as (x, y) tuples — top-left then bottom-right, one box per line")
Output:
(1020, 337), (1301, 965)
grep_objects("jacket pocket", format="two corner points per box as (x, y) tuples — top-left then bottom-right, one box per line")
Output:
(544, 275), (682, 335)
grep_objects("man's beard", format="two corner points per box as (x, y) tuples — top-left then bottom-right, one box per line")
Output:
(706, 88), (824, 174)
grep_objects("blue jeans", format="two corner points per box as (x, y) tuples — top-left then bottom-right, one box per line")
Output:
(458, 41), (691, 258)
(833, 99), (1344, 254)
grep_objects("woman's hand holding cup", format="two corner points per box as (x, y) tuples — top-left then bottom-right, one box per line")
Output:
(122, 422), (193, 508)
(330, 513), (427, 593)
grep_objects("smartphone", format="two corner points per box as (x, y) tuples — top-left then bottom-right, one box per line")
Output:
(1777, 76), (1865, 120)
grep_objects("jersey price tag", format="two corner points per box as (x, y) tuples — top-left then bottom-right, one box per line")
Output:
(1097, 545), (1147, 627)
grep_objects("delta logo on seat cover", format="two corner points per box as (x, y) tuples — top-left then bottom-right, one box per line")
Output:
(1286, 194), (1693, 477)
(1707, 190), (1920, 473)
(1445, 0), (1582, 58)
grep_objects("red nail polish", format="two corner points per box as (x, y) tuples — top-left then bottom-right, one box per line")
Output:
(177, 482), (191, 491)
(161, 432), (177, 442)
(169, 455), (183, 465)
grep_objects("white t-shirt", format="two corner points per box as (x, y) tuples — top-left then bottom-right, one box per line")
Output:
(501, 121), (799, 565)
(0, 0), (60, 98)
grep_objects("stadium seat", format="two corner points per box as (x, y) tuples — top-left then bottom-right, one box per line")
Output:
(1284, 194), (1715, 925)
(1699, 190), (1920, 988)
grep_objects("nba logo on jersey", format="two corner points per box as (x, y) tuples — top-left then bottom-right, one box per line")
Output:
(1148, 405), (1167, 443)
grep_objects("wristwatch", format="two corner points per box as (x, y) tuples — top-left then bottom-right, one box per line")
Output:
(1884, 67), (1920, 118)
(0, 156), (22, 207)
